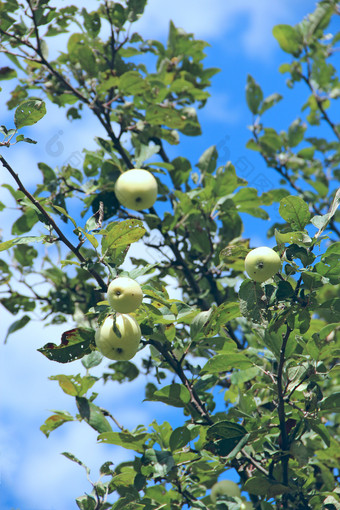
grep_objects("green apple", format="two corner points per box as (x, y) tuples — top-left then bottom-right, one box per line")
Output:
(95, 313), (141, 361)
(211, 480), (241, 503)
(245, 246), (281, 283)
(240, 501), (254, 510)
(114, 168), (158, 211)
(107, 276), (143, 313)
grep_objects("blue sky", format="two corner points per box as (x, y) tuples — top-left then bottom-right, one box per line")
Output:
(0, 1), (336, 509)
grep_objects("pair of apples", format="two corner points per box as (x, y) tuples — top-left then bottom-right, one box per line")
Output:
(95, 277), (143, 361)
(95, 169), (156, 362)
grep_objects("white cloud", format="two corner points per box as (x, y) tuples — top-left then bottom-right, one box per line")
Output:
(135, 0), (315, 59)
(201, 91), (241, 124)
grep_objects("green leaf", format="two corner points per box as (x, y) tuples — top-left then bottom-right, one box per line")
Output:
(82, 8), (101, 38)
(49, 374), (97, 396)
(230, 366), (259, 384)
(103, 361), (139, 384)
(205, 420), (248, 456)
(219, 242), (250, 271)
(298, 2), (334, 41)
(13, 243), (38, 266)
(146, 104), (185, 129)
(101, 220), (146, 258)
(38, 327), (95, 363)
(0, 66), (17, 81)
(259, 93), (283, 115)
(76, 397), (112, 434)
(207, 420), (247, 440)
(169, 426), (191, 451)
(201, 353), (252, 374)
(233, 187), (269, 219)
(244, 477), (291, 497)
(4, 314), (30, 343)
(11, 209), (39, 235)
(246, 74), (263, 115)
(190, 310), (213, 340)
(52, 205), (77, 227)
(98, 431), (148, 453)
(134, 143), (160, 168)
(238, 280), (270, 324)
(312, 188), (340, 239)
(81, 351), (103, 369)
(40, 411), (75, 438)
(169, 157), (191, 187)
(15, 134), (37, 144)
(308, 419), (331, 447)
(287, 119), (306, 147)
(144, 383), (190, 408)
(14, 99), (46, 128)
(197, 145), (218, 174)
(62, 452), (90, 476)
(272, 24), (303, 56)
(120, 71), (149, 95)
(127, 0), (147, 22)
(279, 195), (311, 231)
(203, 302), (241, 336)
(143, 448), (175, 478)
(75, 494), (97, 510)
(274, 229), (312, 247)
(320, 393), (340, 413)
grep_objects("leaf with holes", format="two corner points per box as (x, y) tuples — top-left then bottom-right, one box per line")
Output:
(38, 328), (95, 363)
(14, 99), (46, 128)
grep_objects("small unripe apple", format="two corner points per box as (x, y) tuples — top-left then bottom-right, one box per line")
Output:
(245, 246), (281, 283)
(211, 480), (241, 503)
(95, 314), (141, 361)
(114, 168), (158, 211)
(107, 277), (143, 313)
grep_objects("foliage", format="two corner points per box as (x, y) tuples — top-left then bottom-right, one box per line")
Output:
(1, 1), (340, 509)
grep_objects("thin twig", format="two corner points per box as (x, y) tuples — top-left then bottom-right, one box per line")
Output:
(241, 448), (269, 477)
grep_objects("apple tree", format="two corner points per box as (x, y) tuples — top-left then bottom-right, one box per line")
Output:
(0, 1), (339, 509)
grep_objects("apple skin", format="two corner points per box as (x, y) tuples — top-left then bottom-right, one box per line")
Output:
(245, 246), (281, 283)
(240, 502), (254, 510)
(107, 277), (143, 313)
(114, 169), (158, 211)
(95, 314), (141, 361)
(211, 480), (241, 503)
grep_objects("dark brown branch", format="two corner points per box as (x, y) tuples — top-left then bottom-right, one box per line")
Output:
(0, 155), (107, 292)
(148, 338), (213, 425)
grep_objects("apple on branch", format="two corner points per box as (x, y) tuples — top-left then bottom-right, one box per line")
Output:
(95, 313), (141, 361)
(244, 246), (281, 283)
(114, 168), (158, 211)
(107, 276), (143, 313)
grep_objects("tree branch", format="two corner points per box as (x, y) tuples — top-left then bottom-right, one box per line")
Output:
(0, 155), (107, 292)
(277, 323), (292, 486)
(148, 338), (213, 425)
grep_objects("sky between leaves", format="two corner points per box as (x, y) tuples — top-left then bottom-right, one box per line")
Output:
(0, 1), (334, 509)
